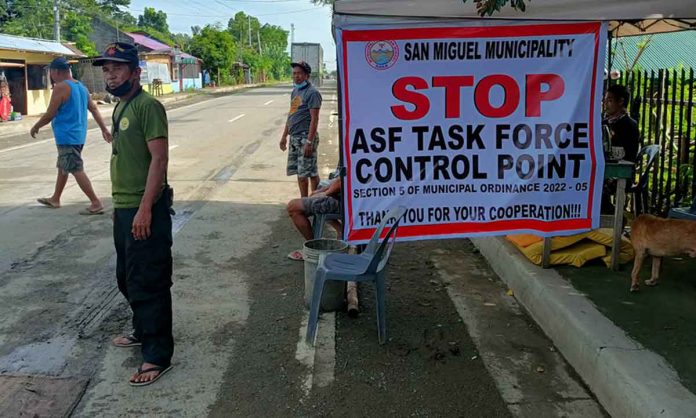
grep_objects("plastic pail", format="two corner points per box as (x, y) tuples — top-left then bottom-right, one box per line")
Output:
(303, 239), (348, 311)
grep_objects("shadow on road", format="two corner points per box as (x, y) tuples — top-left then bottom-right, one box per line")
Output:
(0, 198), (508, 416)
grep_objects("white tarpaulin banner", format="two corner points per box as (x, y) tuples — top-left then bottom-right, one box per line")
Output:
(336, 20), (607, 243)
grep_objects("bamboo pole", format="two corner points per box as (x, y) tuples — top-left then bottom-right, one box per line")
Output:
(347, 281), (359, 317)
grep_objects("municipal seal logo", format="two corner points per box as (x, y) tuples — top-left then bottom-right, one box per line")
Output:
(365, 41), (399, 70)
(120, 117), (130, 131)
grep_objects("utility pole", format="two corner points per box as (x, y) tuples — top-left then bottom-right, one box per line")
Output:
(257, 30), (262, 54)
(247, 15), (252, 47)
(290, 23), (295, 45)
(53, 0), (60, 42)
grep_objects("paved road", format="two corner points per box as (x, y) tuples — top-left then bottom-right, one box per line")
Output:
(0, 82), (605, 417)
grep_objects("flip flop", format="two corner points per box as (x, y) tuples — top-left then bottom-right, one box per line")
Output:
(287, 250), (304, 261)
(79, 207), (104, 215)
(129, 365), (173, 387)
(113, 334), (141, 348)
(37, 197), (60, 209)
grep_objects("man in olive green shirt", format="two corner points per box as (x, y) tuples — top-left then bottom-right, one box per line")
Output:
(93, 43), (174, 387)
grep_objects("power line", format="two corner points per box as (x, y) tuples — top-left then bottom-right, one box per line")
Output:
(218, 0), (308, 3)
(1, 4), (321, 18)
(109, 7), (317, 19)
(213, 0), (236, 13)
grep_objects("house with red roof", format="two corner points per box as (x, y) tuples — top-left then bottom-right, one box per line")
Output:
(81, 19), (203, 95)
(128, 31), (203, 94)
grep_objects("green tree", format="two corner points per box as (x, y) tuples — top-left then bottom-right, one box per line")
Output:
(137, 6), (168, 34)
(260, 23), (287, 50)
(0, 0), (135, 42)
(311, 0), (529, 16)
(97, 0), (129, 15)
(190, 25), (237, 84)
(0, 0), (54, 39)
(62, 11), (97, 55)
(172, 32), (192, 52)
(225, 11), (290, 82)
(266, 45), (290, 80)
(228, 11), (260, 47)
(463, 0), (527, 15)
(110, 8), (136, 25)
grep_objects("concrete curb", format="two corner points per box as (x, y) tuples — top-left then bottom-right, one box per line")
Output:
(471, 236), (696, 418)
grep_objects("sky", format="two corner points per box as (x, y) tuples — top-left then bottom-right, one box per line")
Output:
(128, 0), (336, 71)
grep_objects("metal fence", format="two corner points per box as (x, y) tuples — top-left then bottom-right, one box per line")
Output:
(616, 68), (695, 215)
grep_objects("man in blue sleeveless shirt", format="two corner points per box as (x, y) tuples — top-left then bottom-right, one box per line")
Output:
(31, 57), (111, 215)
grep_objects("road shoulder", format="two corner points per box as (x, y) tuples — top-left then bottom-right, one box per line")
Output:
(472, 236), (696, 418)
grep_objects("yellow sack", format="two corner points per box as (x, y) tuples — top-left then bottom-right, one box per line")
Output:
(506, 229), (633, 267)
(586, 228), (635, 267)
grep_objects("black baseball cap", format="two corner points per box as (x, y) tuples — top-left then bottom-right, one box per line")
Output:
(291, 61), (312, 75)
(92, 42), (139, 67)
(48, 57), (70, 70)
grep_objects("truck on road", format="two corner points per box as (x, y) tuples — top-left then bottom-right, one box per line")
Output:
(291, 43), (323, 87)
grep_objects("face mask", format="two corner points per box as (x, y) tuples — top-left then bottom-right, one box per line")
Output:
(106, 79), (133, 97)
(293, 80), (308, 89)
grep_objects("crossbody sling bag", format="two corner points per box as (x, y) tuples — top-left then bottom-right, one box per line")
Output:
(112, 88), (175, 215)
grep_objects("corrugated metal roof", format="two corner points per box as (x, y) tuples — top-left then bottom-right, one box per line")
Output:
(128, 32), (170, 52)
(0, 33), (83, 56)
(128, 32), (200, 62)
(611, 31), (696, 71)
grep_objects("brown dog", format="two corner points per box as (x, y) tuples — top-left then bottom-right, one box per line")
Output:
(630, 214), (696, 292)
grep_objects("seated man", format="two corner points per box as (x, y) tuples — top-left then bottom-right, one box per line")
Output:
(287, 177), (341, 261)
(603, 84), (640, 162)
(601, 84), (640, 214)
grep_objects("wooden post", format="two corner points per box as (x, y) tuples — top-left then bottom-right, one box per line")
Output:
(611, 178), (627, 271)
(346, 246), (359, 317)
(347, 282), (359, 317)
(542, 237), (552, 269)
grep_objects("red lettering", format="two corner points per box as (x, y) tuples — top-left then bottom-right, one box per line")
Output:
(526, 74), (564, 117)
(390, 74), (564, 120)
(474, 75), (520, 118)
(432, 75), (474, 119)
(391, 77), (430, 120)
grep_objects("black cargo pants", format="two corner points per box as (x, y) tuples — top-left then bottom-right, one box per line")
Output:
(113, 196), (173, 367)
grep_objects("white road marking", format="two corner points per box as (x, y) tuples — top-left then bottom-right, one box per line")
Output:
(228, 114), (246, 123)
(0, 138), (53, 154)
(1, 90), (260, 155)
(313, 312), (336, 388)
(295, 310), (336, 400)
(295, 312), (316, 398)
(264, 100), (274, 106)
(169, 145), (179, 150)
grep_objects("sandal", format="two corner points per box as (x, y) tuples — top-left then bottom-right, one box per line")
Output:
(287, 250), (304, 261)
(129, 365), (173, 387)
(37, 197), (60, 209)
(79, 207), (104, 215)
(112, 334), (141, 348)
